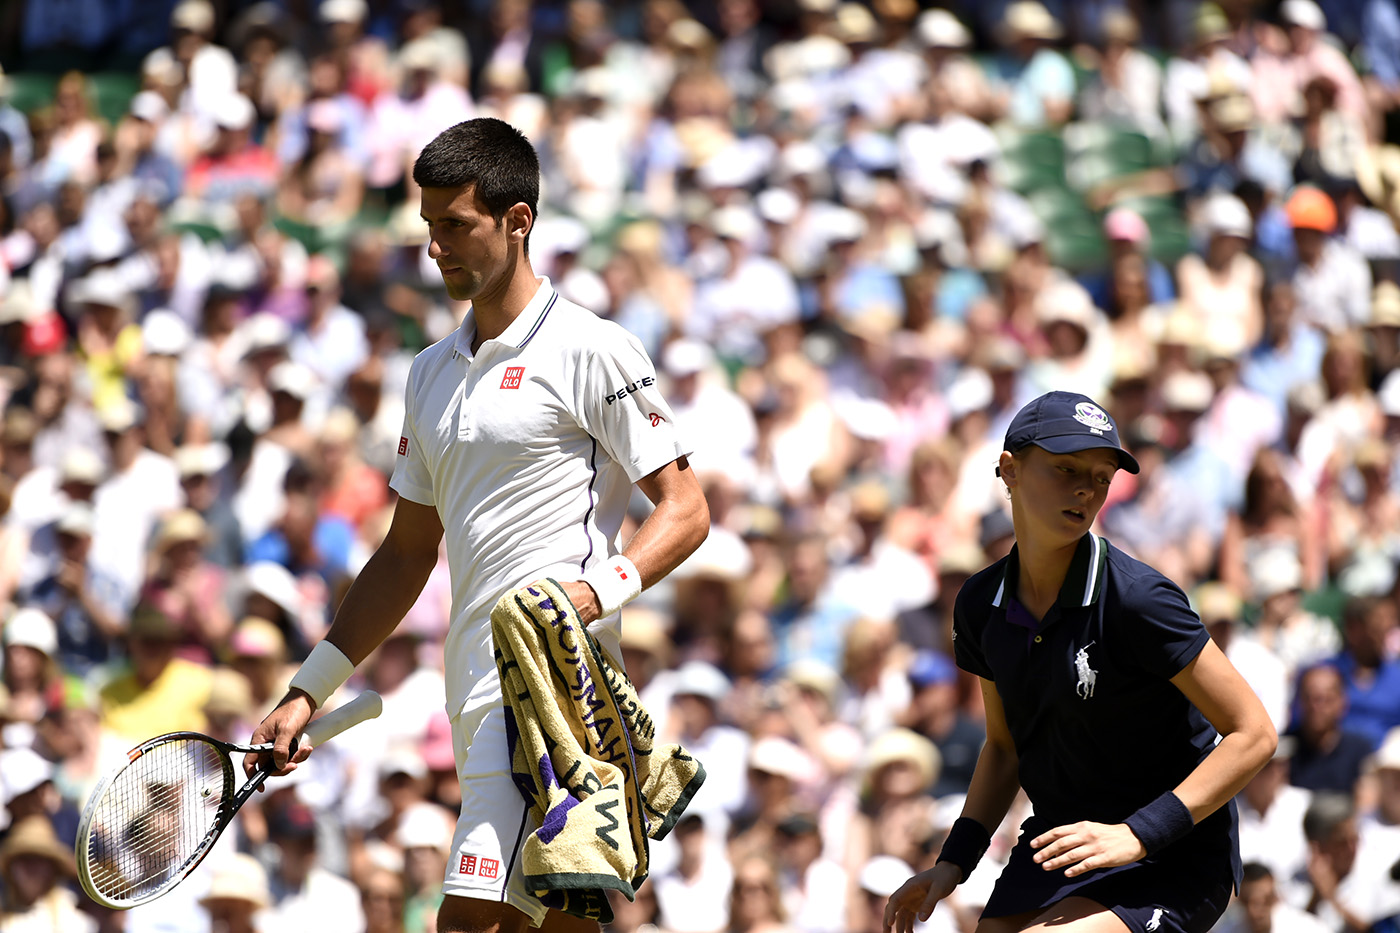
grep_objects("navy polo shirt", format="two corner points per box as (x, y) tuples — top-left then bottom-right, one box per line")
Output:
(954, 534), (1240, 878)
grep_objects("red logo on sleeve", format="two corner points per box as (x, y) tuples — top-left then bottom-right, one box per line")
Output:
(480, 858), (500, 880)
(648, 413), (664, 427)
(398, 437), (409, 456)
(501, 366), (525, 389)
(459, 855), (477, 875)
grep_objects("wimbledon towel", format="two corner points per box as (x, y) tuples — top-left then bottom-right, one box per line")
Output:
(491, 579), (706, 923)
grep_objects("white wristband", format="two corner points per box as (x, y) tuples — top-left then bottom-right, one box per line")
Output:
(288, 641), (355, 709)
(581, 555), (643, 618)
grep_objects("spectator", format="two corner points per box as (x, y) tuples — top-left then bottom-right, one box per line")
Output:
(1285, 792), (1374, 932)
(197, 854), (270, 933)
(1286, 186), (1371, 334)
(989, 2), (1074, 129)
(1178, 193), (1265, 351)
(899, 651), (983, 798)
(1288, 663), (1374, 793)
(1330, 595), (1400, 749)
(263, 798), (364, 931)
(22, 502), (125, 676)
(1218, 862), (1329, 933)
(725, 855), (792, 933)
(2, 607), (60, 728)
(139, 508), (232, 662)
(98, 602), (214, 742)
(1238, 738), (1315, 889)
(0, 815), (94, 933)
(1199, 582), (1290, 733)
(653, 813), (732, 933)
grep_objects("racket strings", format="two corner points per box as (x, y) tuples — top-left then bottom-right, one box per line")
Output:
(83, 739), (229, 904)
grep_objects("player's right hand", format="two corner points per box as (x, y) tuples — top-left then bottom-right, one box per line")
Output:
(244, 689), (316, 780)
(883, 862), (961, 933)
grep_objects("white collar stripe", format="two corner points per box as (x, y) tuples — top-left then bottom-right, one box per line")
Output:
(1082, 535), (1100, 607)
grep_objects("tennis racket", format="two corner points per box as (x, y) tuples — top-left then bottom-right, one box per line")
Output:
(75, 689), (383, 909)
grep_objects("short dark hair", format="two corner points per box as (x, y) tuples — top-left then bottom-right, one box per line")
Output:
(1302, 792), (1355, 843)
(413, 118), (539, 250)
(1240, 862), (1273, 885)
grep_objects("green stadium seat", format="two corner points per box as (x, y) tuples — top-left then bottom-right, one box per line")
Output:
(5, 73), (57, 117)
(90, 72), (142, 127)
(997, 130), (1066, 194)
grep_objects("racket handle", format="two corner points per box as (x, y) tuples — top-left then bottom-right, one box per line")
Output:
(300, 691), (383, 747)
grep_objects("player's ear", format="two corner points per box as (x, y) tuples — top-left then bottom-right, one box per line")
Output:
(997, 450), (1018, 487)
(506, 202), (533, 243)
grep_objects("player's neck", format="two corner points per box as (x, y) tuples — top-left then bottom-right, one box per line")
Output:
(1012, 530), (1078, 614)
(470, 259), (540, 351)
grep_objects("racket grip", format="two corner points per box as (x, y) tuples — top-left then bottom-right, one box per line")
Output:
(300, 691), (383, 747)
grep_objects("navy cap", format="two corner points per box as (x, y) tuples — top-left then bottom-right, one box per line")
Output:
(1000, 391), (1140, 474)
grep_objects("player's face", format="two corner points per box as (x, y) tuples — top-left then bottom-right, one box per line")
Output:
(1006, 446), (1118, 544)
(421, 185), (512, 303)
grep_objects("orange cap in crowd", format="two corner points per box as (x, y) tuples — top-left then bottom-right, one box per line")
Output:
(1284, 186), (1337, 233)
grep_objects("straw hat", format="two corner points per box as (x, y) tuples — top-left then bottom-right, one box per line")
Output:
(198, 854), (270, 909)
(0, 816), (74, 878)
(155, 509), (208, 551)
(864, 728), (940, 791)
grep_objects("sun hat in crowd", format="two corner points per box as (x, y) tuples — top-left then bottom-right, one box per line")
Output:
(3, 608), (57, 658)
(0, 816), (74, 878)
(198, 854), (270, 910)
(917, 9), (971, 48)
(0, 747), (55, 802)
(1285, 187), (1337, 233)
(59, 449), (103, 487)
(228, 616), (286, 661)
(1203, 194), (1253, 238)
(859, 855), (915, 897)
(864, 728), (941, 791)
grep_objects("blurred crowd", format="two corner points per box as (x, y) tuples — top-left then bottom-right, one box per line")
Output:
(0, 0), (1399, 931)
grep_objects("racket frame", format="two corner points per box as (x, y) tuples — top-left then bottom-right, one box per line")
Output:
(75, 732), (282, 910)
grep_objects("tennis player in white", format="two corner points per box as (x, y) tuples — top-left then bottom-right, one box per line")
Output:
(247, 118), (711, 933)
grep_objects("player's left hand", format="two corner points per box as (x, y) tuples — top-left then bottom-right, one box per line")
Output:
(560, 580), (602, 624)
(1030, 821), (1147, 876)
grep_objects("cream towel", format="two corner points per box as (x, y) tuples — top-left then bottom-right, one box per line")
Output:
(491, 579), (706, 923)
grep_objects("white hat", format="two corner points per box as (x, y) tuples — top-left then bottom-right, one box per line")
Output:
(672, 661), (730, 702)
(1002, 1), (1063, 40)
(266, 361), (317, 401)
(69, 269), (135, 316)
(0, 748), (54, 800)
(917, 9), (971, 48)
(319, 0), (368, 23)
(214, 94), (257, 132)
(59, 449), (104, 486)
(244, 561), (302, 618)
(399, 38), (441, 73)
(1374, 726), (1400, 771)
(1249, 549), (1303, 601)
(143, 309), (192, 357)
(1203, 194), (1253, 239)
(834, 394), (897, 442)
(776, 142), (827, 181)
(395, 802), (452, 851)
(379, 744), (428, 781)
(662, 339), (712, 378)
(199, 854), (270, 909)
(1035, 280), (1097, 330)
(673, 532), (753, 582)
(820, 207), (868, 246)
(171, 0), (216, 33)
(4, 608), (57, 657)
(1160, 370), (1215, 413)
(709, 205), (762, 246)
(129, 90), (169, 124)
(0, 281), (39, 326)
(698, 143), (771, 191)
(946, 366), (994, 420)
(859, 855), (914, 897)
(1281, 0), (1326, 30)
(747, 736), (815, 781)
(239, 312), (291, 358)
(756, 187), (801, 226)
(175, 443), (230, 478)
(1379, 370), (1400, 418)
(97, 397), (142, 434)
(56, 503), (95, 537)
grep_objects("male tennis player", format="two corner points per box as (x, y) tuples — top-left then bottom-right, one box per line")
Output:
(247, 118), (710, 933)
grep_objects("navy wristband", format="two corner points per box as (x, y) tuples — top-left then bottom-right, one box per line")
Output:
(1122, 791), (1194, 856)
(936, 817), (991, 884)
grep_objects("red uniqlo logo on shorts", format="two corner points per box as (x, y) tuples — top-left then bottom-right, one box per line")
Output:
(398, 436), (409, 456)
(501, 366), (525, 389)
(459, 855), (477, 875)
(480, 859), (500, 880)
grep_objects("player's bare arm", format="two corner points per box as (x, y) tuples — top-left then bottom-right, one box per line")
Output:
(246, 496), (444, 774)
(884, 678), (1021, 933)
(561, 455), (709, 624)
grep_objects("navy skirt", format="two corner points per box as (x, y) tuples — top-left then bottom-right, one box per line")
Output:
(981, 817), (1234, 933)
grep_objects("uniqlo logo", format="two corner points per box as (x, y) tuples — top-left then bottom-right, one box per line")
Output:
(501, 366), (525, 389)
(480, 858), (500, 880)
(459, 855), (477, 875)
(398, 436), (409, 456)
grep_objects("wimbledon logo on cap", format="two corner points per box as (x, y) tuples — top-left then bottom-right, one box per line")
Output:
(1073, 402), (1112, 433)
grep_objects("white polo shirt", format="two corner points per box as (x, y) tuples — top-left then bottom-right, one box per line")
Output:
(390, 278), (689, 720)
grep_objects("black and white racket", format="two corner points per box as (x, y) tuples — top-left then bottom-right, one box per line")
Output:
(75, 690), (383, 909)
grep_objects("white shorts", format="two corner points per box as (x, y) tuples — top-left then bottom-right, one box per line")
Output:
(443, 702), (550, 927)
